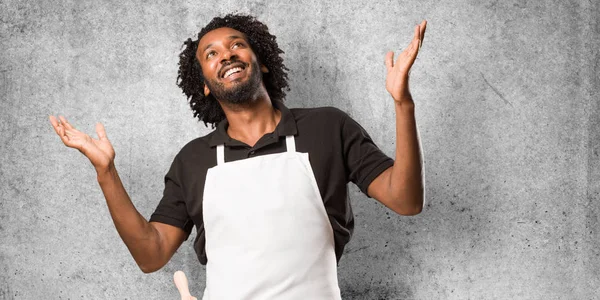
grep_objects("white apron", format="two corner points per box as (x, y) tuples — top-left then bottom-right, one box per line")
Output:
(202, 135), (341, 300)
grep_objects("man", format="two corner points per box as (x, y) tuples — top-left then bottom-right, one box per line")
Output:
(50, 14), (426, 300)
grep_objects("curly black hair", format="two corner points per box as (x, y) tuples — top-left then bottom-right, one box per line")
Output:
(177, 14), (289, 127)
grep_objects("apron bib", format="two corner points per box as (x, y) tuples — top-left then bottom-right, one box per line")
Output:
(202, 135), (341, 299)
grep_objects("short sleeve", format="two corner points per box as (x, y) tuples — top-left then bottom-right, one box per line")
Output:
(342, 113), (394, 196)
(149, 154), (194, 238)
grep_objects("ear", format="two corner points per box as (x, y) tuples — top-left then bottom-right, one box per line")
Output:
(204, 84), (210, 96)
(260, 64), (269, 73)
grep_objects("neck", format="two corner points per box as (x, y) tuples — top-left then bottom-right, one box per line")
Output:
(220, 92), (281, 147)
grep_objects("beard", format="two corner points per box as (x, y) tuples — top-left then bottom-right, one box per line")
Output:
(204, 60), (263, 106)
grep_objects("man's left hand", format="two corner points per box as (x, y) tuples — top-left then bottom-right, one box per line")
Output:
(385, 20), (427, 104)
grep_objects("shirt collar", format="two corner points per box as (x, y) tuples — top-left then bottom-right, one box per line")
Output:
(207, 100), (298, 147)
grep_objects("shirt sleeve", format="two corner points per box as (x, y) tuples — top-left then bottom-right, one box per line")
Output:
(342, 113), (394, 197)
(149, 154), (194, 238)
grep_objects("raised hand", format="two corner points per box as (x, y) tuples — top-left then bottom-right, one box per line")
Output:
(385, 20), (427, 103)
(174, 271), (197, 300)
(49, 115), (115, 172)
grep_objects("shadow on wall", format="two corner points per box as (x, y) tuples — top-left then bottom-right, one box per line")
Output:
(342, 283), (414, 300)
(340, 240), (416, 299)
(0, 254), (14, 300)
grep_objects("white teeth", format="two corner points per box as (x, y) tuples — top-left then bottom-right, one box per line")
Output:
(224, 67), (242, 78)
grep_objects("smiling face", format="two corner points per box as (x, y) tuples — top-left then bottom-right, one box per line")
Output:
(196, 27), (267, 105)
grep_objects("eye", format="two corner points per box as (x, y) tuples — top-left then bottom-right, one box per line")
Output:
(206, 50), (216, 59)
(232, 42), (244, 49)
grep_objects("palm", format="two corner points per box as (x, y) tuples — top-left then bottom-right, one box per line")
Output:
(385, 20), (427, 102)
(49, 115), (115, 170)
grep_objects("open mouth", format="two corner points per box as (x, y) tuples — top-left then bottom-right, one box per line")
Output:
(220, 63), (247, 79)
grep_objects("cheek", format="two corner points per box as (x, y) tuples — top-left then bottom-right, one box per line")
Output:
(237, 49), (257, 62)
(200, 61), (217, 78)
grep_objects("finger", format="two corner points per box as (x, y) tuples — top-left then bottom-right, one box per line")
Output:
(59, 115), (75, 130)
(412, 24), (423, 52)
(55, 127), (71, 145)
(413, 24), (419, 41)
(65, 129), (76, 137)
(401, 39), (418, 56)
(96, 123), (108, 141)
(49, 116), (69, 141)
(419, 20), (427, 48)
(49, 116), (62, 134)
(401, 39), (420, 66)
(49, 115), (58, 127)
(411, 38), (421, 58)
(385, 51), (394, 73)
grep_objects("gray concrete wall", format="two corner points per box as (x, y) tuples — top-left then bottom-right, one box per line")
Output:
(1, 0), (598, 299)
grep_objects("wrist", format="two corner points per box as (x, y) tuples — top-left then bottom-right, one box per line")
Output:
(96, 162), (117, 182)
(394, 99), (415, 113)
(393, 88), (413, 103)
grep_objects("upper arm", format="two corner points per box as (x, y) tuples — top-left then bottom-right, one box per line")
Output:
(366, 166), (394, 209)
(341, 112), (421, 216)
(341, 111), (395, 198)
(367, 166), (423, 216)
(150, 221), (188, 265)
(145, 154), (194, 271)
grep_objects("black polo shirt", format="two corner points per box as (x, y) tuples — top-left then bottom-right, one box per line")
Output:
(149, 101), (394, 265)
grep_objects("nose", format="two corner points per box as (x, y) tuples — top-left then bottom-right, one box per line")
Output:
(221, 49), (237, 63)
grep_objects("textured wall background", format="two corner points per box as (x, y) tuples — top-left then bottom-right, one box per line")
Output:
(1, 0), (598, 299)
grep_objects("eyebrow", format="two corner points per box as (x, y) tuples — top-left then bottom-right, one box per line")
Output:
(202, 35), (245, 54)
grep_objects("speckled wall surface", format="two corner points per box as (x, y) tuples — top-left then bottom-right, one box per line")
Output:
(1, 0), (598, 299)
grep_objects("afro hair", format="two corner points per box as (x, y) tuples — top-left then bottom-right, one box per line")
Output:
(177, 14), (289, 127)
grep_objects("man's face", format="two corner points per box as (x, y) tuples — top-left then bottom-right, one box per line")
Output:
(196, 27), (265, 105)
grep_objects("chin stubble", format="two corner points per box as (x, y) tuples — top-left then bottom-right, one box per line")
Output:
(205, 61), (263, 105)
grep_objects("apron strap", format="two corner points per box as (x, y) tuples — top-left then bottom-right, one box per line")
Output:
(285, 135), (296, 153)
(216, 144), (225, 165)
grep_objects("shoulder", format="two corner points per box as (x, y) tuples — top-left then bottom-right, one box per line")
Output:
(173, 131), (215, 164)
(290, 106), (350, 125)
(287, 106), (357, 149)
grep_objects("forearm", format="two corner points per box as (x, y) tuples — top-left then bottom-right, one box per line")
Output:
(96, 164), (165, 272)
(389, 98), (424, 214)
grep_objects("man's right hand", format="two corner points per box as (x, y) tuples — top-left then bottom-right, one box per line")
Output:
(49, 115), (187, 273)
(49, 115), (115, 173)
